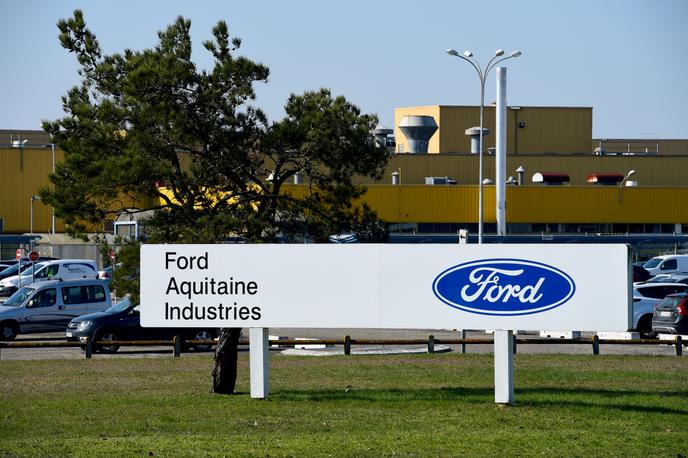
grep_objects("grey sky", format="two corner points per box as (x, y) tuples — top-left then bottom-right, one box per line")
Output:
(1, 0), (687, 138)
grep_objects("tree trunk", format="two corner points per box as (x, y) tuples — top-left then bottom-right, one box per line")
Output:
(212, 327), (243, 394)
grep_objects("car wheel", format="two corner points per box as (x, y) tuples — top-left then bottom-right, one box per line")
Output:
(0, 321), (18, 341)
(191, 329), (215, 351)
(96, 331), (120, 353)
(638, 315), (657, 339)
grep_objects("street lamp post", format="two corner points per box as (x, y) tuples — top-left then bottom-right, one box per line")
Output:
(42, 143), (56, 234)
(618, 169), (636, 204)
(30, 195), (41, 235)
(446, 48), (521, 244)
(12, 139), (28, 234)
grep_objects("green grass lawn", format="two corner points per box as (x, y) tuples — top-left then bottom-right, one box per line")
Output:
(1, 353), (686, 457)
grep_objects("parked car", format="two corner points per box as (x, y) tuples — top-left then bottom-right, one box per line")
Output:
(97, 263), (122, 281)
(633, 265), (651, 282)
(652, 292), (688, 335)
(632, 282), (688, 337)
(642, 255), (688, 277)
(31, 259), (99, 283)
(0, 262), (34, 282)
(646, 272), (688, 284)
(0, 257), (59, 266)
(0, 279), (111, 341)
(0, 262), (48, 297)
(66, 298), (217, 353)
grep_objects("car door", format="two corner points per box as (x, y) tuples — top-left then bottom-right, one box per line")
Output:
(111, 305), (146, 340)
(59, 285), (90, 324)
(21, 287), (61, 332)
(81, 284), (110, 314)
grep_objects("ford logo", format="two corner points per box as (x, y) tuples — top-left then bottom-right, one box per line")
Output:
(432, 258), (575, 316)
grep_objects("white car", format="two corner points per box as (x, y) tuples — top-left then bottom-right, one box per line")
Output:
(632, 282), (688, 337)
(31, 259), (99, 283)
(642, 255), (688, 277)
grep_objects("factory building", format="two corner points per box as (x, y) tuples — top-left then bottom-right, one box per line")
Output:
(1, 103), (687, 253)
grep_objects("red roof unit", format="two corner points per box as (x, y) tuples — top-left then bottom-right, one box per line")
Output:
(586, 173), (624, 184)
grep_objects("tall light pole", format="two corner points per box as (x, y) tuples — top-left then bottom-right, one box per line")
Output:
(12, 139), (28, 234)
(446, 48), (521, 244)
(42, 143), (56, 234)
(30, 195), (41, 235)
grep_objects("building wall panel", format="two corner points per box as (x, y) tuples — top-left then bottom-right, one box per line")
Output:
(395, 106), (592, 154)
(375, 154), (688, 187)
(313, 185), (688, 225)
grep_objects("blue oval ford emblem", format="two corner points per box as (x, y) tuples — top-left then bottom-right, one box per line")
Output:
(432, 258), (575, 316)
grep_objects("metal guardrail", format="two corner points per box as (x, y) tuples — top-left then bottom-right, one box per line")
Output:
(0, 334), (684, 359)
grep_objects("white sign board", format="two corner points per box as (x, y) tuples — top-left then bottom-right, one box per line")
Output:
(140, 244), (631, 331)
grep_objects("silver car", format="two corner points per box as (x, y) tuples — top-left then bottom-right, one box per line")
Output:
(0, 279), (111, 340)
(632, 282), (688, 337)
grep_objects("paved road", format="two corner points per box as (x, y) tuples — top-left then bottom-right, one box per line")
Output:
(0, 329), (684, 360)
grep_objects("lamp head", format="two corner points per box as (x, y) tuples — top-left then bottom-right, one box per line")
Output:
(495, 49), (505, 56)
(627, 170), (636, 177)
(510, 50), (522, 58)
(463, 50), (473, 58)
(446, 48), (459, 56)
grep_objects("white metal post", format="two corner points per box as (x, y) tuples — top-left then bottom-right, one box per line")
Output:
(494, 329), (514, 404)
(496, 67), (507, 236)
(478, 81), (485, 244)
(51, 143), (55, 234)
(249, 327), (269, 399)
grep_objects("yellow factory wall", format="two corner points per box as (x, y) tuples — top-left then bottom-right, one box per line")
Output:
(0, 147), (153, 233)
(283, 184), (688, 225)
(369, 154), (688, 187)
(0, 147), (63, 233)
(395, 106), (592, 154)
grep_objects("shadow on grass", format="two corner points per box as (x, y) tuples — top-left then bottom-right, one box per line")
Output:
(273, 386), (688, 415)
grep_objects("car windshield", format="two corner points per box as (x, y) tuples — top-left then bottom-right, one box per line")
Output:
(33, 264), (59, 279)
(643, 258), (662, 269)
(20, 263), (46, 277)
(105, 297), (134, 313)
(2, 286), (36, 306)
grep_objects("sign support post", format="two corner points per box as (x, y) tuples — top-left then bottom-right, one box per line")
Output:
(249, 328), (269, 399)
(494, 329), (514, 404)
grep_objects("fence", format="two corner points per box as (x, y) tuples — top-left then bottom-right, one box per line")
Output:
(0, 335), (684, 359)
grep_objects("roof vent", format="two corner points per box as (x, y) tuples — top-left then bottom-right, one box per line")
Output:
(398, 116), (438, 154)
(425, 176), (457, 185)
(586, 173), (624, 185)
(532, 172), (570, 186)
(372, 124), (394, 148)
(465, 126), (490, 154)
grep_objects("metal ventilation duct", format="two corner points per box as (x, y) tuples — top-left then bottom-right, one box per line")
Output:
(372, 124), (394, 148)
(398, 115), (438, 154)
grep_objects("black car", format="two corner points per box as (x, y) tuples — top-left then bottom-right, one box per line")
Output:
(66, 298), (217, 353)
(633, 265), (652, 283)
(652, 292), (688, 335)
